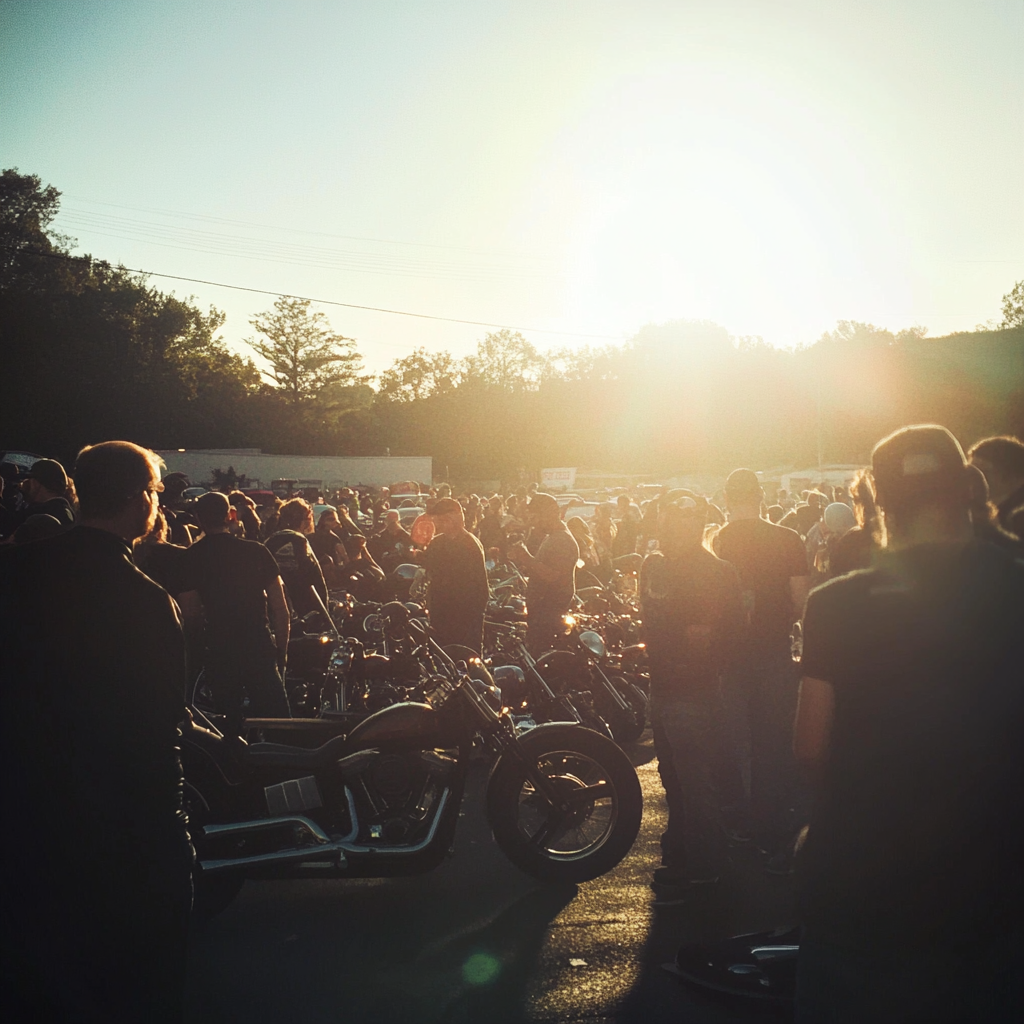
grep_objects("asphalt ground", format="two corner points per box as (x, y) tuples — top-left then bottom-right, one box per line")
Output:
(184, 731), (797, 1024)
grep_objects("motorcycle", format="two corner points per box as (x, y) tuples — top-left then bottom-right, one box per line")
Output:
(484, 618), (615, 740)
(182, 620), (644, 917)
(539, 620), (649, 744)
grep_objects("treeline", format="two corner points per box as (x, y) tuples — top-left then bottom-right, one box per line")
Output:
(3, 169), (1022, 478)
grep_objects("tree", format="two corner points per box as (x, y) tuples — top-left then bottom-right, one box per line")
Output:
(376, 347), (461, 402)
(1000, 280), (1024, 329)
(461, 329), (547, 391)
(246, 296), (366, 404)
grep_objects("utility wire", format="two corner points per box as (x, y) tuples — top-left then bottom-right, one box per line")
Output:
(64, 194), (559, 260)
(8, 246), (624, 340)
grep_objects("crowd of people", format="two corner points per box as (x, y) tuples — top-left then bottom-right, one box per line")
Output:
(1, 425), (1022, 1022)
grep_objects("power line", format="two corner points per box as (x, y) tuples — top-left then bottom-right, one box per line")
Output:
(64, 194), (559, 261)
(9, 246), (624, 340)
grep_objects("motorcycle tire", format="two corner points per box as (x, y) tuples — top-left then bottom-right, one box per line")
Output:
(487, 724), (643, 883)
(183, 781), (244, 921)
(191, 670), (219, 716)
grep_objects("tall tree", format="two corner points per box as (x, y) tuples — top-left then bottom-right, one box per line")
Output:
(246, 296), (366, 404)
(1000, 280), (1024, 329)
(376, 347), (461, 402)
(461, 329), (547, 390)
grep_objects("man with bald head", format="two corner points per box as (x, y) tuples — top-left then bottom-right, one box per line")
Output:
(420, 497), (488, 651)
(508, 492), (579, 653)
(1, 441), (193, 1021)
(368, 507), (413, 572)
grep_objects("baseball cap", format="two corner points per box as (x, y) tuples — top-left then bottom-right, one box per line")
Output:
(430, 497), (463, 517)
(28, 458), (68, 494)
(823, 502), (856, 535)
(871, 424), (968, 510)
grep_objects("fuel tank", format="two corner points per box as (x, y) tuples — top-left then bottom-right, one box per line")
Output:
(345, 701), (441, 750)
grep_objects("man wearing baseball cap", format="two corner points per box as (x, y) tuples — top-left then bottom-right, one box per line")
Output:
(793, 425), (1024, 1021)
(18, 457), (76, 532)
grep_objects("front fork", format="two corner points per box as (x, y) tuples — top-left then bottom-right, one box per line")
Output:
(590, 662), (632, 713)
(485, 714), (571, 812)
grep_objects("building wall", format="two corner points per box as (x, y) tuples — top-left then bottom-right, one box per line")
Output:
(155, 450), (432, 489)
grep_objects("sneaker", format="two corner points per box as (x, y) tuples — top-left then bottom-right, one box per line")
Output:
(652, 867), (688, 887)
(651, 876), (720, 906)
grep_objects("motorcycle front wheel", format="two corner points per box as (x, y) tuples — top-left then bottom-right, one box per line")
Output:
(487, 725), (643, 883)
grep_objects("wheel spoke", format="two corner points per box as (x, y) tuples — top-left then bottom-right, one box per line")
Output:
(527, 808), (566, 848)
(565, 781), (611, 804)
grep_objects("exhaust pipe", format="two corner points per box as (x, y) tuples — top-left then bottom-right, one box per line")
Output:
(200, 815), (349, 873)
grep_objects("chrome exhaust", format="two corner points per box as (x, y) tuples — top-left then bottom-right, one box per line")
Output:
(200, 815), (349, 873)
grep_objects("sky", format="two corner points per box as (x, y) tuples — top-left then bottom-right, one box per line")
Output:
(2, 0), (1023, 376)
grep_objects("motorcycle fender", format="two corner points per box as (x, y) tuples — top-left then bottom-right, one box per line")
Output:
(485, 720), (582, 808)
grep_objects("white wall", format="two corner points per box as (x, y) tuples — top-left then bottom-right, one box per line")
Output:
(155, 450), (432, 488)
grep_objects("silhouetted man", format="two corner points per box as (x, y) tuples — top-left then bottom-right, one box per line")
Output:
(1, 441), (194, 1022)
(793, 424), (1024, 1022)
(508, 492), (579, 653)
(420, 497), (488, 651)
(179, 491), (291, 733)
(368, 508), (413, 573)
(641, 502), (745, 897)
(714, 468), (811, 869)
(969, 434), (1024, 541)
(18, 457), (76, 531)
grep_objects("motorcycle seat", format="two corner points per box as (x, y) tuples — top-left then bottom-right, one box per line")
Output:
(243, 733), (352, 770)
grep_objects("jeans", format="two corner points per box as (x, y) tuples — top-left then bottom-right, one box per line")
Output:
(796, 926), (1024, 1023)
(206, 644), (291, 734)
(651, 692), (727, 879)
(721, 647), (803, 852)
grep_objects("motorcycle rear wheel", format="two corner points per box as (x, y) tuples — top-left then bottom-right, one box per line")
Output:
(487, 725), (642, 882)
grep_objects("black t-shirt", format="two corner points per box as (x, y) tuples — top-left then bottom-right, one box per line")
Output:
(477, 514), (507, 559)
(265, 530), (328, 616)
(640, 548), (745, 700)
(527, 525), (579, 623)
(180, 532), (280, 647)
(798, 541), (1024, 945)
(792, 503), (822, 538)
(828, 525), (875, 577)
(715, 517), (808, 653)
(135, 541), (188, 597)
(368, 525), (413, 568)
(421, 530), (488, 638)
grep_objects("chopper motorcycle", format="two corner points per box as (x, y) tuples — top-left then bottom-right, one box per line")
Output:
(182, 619), (643, 916)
